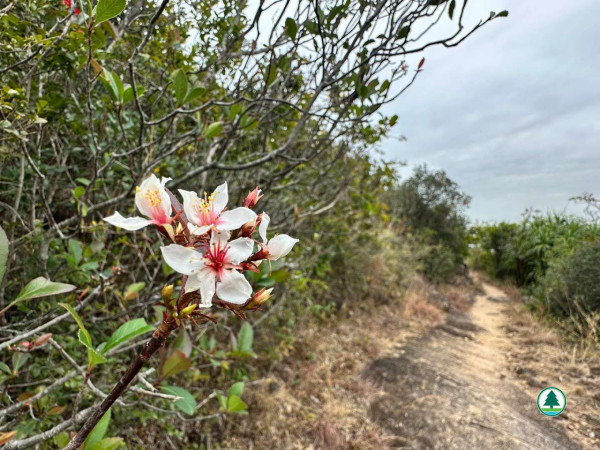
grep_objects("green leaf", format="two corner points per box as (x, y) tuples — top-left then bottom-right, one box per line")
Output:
(73, 186), (86, 200)
(203, 121), (223, 139)
(112, 74), (124, 101)
(265, 63), (278, 86)
(100, 69), (120, 101)
(160, 386), (196, 415)
(122, 85), (144, 104)
(94, 0), (126, 25)
(77, 329), (107, 368)
(171, 69), (188, 106)
(68, 239), (83, 266)
(81, 261), (100, 271)
(102, 318), (154, 354)
(0, 278), (77, 315)
(327, 5), (345, 22)
(495, 10), (509, 18)
(226, 395), (247, 414)
(230, 349), (257, 359)
(59, 302), (92, 345)
(448, 0), (456, 19)
(11, 353), (28, 374)
(88, 438), (124, 450)
(358, 84), (369, 99)
(78, 328), (92, 348)
(305, 20), (319, 35)
(228, 382), (244, 398)
(54, 432), (70, 449)
(87, 346), (107, 367)
(228, 102), (243, 119)
(285, 17), (297, 40)
(0, 362), (11, 375)
(161, 350), (191, 379)
(183, 87), (205, 104)
(0, 225), (8, 284)
(397, 25), (410, 40)
(237, 322), (253, 353)
(84, 408), (111, 449)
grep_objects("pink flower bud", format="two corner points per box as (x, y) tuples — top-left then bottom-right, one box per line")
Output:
(33, 334), (52, 347)
(242, 187), (263, 209)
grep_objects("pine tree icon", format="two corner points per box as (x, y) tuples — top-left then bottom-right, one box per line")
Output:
(544, 390), (560, 409)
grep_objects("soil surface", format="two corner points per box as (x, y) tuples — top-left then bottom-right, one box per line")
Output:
(363, 281), (580, 449)
(222, 278), (599, 449)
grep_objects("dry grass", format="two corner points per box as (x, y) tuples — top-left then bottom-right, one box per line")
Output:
(402, 287), (443, 326)
(496, 279), (600, 449)
(439, 284), (474, 312)
(220, 276), (439, 449)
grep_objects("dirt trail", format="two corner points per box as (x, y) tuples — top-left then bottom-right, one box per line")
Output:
(364, 281), (580, 449)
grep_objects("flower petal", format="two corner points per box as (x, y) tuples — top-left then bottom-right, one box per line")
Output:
(159, 177), (173, 218)
(258, 212), (270, 244)
(217, 207), (257, 231)
(216, 270), (252, 304)
(179, 189), (200, 226)
(210, 230), (231, 247)
(212, 182), (228, 215)
(186, 268), (216, 307)
(226, 238), (255, 265)
(103, 212), (152, 231)
(190, 224), (211, 236)
(267, 235), (299, 260)
(160, 244), (206, 275)
(134, 175), (161, 218)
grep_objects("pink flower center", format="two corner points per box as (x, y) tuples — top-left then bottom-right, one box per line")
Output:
(140, 187), (170, 225)
(194, 192), (220, 226)
(204, 241), (229, 278)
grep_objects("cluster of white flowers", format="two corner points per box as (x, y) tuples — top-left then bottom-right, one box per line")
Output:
(104, 175), (298, 308)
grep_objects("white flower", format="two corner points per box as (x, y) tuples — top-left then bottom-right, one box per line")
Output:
(179, 182), (256, 236)
(258, 213), (299, 260)
(104, 175), (172, 230)
(160, 231), (255, 307)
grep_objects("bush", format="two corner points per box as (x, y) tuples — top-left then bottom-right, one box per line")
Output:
(470, 214), (600, 287)
(468, 222), (519, 281)
(538, 242), (600, 319)
(389, 165), (471, 282)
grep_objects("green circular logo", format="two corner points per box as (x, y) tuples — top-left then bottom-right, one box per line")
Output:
(537, 387), (566, 416)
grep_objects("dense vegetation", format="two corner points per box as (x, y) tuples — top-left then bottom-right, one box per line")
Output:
(0, 0), (505, 447)
(388, 165), (471, 282)
(469, 207), (600, 332)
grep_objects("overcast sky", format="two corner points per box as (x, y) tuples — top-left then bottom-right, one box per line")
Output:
(380, 0), (600, 223)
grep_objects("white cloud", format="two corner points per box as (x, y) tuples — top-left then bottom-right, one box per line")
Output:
(379, 0), (600, 222)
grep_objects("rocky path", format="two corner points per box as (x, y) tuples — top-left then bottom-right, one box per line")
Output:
(364, 282), (580, 449)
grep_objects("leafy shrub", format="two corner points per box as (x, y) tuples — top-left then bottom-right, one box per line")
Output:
(537, 242), (600, 319)
(470, 214), (600, 287)
(388, 165), (471, 282)
(470, 212), (600, 329)
(468, 222), (519, 280)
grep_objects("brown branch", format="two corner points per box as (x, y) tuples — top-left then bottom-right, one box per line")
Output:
(64, 317), (178, 450)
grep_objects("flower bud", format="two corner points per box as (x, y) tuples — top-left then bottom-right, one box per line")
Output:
(239, 217), (258, 238)
(246, 288), (273, 309)
(33, 333), (53, 347)
(161, 284), (174, 301)
(181, 304), (198, 315)
(242, 187), (263, 208)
